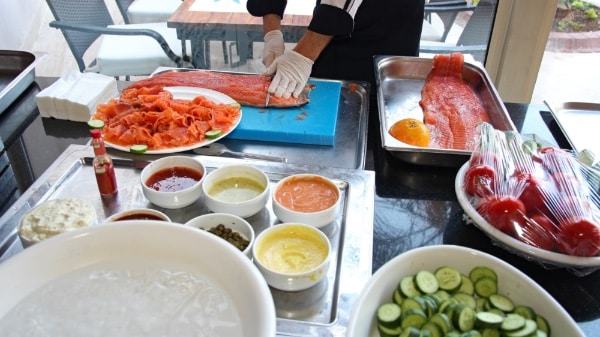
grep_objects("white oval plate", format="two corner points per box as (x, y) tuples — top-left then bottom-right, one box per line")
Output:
(346, 245), (584, 337)
(455, 162), (600, 269)
(103, 86), (242, 154)
(0, 221), (275, 337)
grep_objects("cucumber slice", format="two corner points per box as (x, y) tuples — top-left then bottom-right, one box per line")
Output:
(453, 304), (476, 332)
(481, 328), (501, 337)
(399, 327), (421, 337)
(469, 266), (498, 283)
(393, 288), (405, 306)
(428, 312), (452, 334)
(501, 313), (526, 331)
(401, 297), (426, 314)
(475, 311), (504, 329)
(377, 303), (402, 329)
(87, 119), (105, 129)
(377, 323), (403, 337)
(474, 277), (498, 298)
(453, 292), (477, 310)
(399, 275), (422, 298)
(457, 274), (475, 295)
(421, 321), (443, 337)
(513, 305), (537, 320)
(129, 144), (148, 154)
(434, 266), (462, 292)
(205, 129), (222, 139)
(415, 270), (439, 294)
(535, 314), (551, 335)
(487, 293), (515, 312)
(504, 319), (537, 337)
(401, 308), (428, 329)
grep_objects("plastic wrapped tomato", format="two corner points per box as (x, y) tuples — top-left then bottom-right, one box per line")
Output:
(463, 123), (600, 258)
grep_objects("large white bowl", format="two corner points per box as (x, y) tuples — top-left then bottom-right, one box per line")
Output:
(0, 221), (276, 336)
(185, 213), (255, 258)
(346, 245), (585, 337)
(140, 155), (205, 209)
(272, 174), (341, 228)
(201, 164), (269, 218)
(455, 162), (600, 271)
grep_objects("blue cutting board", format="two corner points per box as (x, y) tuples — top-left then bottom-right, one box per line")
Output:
(227, 79), (342, 145)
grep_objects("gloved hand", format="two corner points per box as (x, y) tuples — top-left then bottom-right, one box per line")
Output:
(264, 51), (313, 98)
(262, 30), (285, 67)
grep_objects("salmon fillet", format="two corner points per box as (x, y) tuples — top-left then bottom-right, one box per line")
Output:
(419, 53), (491, 150)
(126, 70), (312, 108)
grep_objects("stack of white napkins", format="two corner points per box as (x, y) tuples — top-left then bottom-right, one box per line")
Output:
(36, 71), (119, 122)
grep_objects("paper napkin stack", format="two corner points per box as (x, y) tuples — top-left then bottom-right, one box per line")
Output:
(36, 71), (118, 122)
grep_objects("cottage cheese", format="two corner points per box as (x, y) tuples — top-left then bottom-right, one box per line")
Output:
(18, 198), (96, 246)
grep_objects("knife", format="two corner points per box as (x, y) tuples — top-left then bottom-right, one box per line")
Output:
(264, 92), (270, 107)
(81, 157), (151, 169)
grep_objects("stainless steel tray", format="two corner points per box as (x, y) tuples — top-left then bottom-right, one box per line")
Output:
(0, 144), (375, 336)
(545, 101), (600, 158)
(0, 51), (41, 114)
(375, 55), (516, 167)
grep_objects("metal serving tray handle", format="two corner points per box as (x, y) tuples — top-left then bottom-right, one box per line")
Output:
(0, 51), (46, 115)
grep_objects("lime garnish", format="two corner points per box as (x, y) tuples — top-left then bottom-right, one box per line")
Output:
(130, 144), (148, 154)
(205, 129), (223, 139)
(87, 119), (105, 129)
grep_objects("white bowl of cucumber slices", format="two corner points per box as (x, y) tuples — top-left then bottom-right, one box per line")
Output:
(346, 245), (585, 337)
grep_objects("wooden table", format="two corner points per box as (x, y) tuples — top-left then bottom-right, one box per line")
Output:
(168, 0), (311, 68)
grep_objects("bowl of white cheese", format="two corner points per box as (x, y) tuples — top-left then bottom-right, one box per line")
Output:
(17, 198), (97, 248)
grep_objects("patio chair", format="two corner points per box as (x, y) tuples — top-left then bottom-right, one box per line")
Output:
(424, 0), (476, 42)
(115, 0), (229, 65)
(420, 0), (497, 63)
(45, 0), (190, 79)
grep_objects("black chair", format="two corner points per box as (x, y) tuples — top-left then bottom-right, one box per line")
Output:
(421, 0), (497, 63)
(45, 0), (190, 79)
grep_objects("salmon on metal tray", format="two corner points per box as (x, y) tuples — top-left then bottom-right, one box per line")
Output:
(127, 70), (313, 108)
(419, 52), (491, 151)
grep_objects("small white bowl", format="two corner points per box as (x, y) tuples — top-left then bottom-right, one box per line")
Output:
(140, 156), (205, 209)
(252, 223), (331, 291)
(272, 174), (340, 228)
(104, 208), (171, 223)
(201, 164), (269, 218)
(18, 198), (97, 248)
(185, 213), (255, 258)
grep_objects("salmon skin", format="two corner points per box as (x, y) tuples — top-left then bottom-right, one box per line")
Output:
(126, 70), (312, 108)
(419, 52), (492, 150)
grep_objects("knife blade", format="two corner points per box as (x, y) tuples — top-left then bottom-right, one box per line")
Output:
(81, 157), (151, 169)
(264, 92), (270, 107)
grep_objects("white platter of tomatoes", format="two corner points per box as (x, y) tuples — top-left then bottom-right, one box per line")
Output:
(455, 125), (600, 272)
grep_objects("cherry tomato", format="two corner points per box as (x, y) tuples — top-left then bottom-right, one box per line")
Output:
(477, 196), (527, 234)
(465, 164), (496, 197)
(519, 212), (558, 251)
(516, 173), (549, 214)
(551, 172), (582, 196)
(556, 217), (600, 257)
(553, 195), (593, 224)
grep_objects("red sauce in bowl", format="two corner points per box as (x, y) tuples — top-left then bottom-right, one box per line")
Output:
(145, 167), (203, 192)
(114, 213), (166, 221)
(275, 175), (339, 213)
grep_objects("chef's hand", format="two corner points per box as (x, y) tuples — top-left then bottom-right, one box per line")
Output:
(263, 51), (313, 98)
(262, 30), (285, 67)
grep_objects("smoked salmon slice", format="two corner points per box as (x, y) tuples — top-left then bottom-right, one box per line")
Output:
(126, 70), (312, 108)
(419, 52), (491, 150)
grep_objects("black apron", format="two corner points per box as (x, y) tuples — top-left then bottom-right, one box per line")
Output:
(311, 0), (425, 93)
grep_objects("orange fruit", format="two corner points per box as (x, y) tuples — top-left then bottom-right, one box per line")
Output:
(388, 118), (430, 147)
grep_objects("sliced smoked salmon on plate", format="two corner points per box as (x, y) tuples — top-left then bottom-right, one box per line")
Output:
(91, 86), (242, 154)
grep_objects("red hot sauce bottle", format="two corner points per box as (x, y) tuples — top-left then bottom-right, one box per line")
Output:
(90, 129), (118, 198)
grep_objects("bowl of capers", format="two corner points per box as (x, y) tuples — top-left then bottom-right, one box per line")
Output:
(185, 213), (254, 259)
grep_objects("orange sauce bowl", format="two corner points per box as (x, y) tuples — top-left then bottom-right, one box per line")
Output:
(272, 174), (341, 228)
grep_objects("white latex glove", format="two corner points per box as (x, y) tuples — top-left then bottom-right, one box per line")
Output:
(262, 30), (285, 67)
(263, 51), (313, 98)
